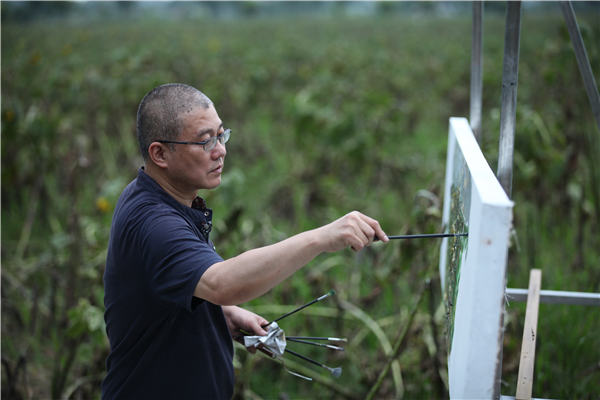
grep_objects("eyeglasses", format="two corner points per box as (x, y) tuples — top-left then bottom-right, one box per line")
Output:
(155, 129), (231, 152)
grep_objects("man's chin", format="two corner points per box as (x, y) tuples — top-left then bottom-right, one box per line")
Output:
(205, 177), (222, 190)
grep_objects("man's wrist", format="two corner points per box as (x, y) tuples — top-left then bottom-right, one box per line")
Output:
(302, 227), (328, 255)
(221, 305), (237, 317)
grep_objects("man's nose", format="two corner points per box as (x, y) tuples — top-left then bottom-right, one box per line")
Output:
(211, 140), (226, 159)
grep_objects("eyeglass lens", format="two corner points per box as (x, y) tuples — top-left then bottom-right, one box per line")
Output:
(205, 129), (230, 151)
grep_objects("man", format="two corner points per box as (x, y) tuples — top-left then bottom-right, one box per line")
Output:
(102, 83), (388, 399)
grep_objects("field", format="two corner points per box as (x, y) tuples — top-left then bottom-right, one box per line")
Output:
(2, 4), (599, 399)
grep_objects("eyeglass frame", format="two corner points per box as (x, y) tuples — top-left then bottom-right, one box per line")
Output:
(154, 128), (231, 152)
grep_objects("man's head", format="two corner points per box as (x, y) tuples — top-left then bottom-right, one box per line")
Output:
(137, 83), (213, 160)
(137, 83), (228, 198)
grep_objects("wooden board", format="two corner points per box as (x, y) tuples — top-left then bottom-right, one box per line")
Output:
(516, 269), (542, 400)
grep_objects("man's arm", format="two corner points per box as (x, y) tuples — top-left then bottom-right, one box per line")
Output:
(195, 211), (388, 305)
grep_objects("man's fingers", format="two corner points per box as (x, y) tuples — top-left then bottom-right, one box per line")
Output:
(324, 211), (388, 252)
(356, 216), (377, 243)
(251, 317), (269, 336)
(339, 214), (362, 251)
(348, 211), (389, 248)
(357, 212), (388, 243)
(351, 229), (370, 251)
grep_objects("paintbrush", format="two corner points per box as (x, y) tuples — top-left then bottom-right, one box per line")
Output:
(285, 348), (342, 378)
(286, 338), (344, 351)
(265, 290), (336, 327)
(374, 232), (468, 241)
(286, 336), (347, 343)
(238, 290), (337, 335)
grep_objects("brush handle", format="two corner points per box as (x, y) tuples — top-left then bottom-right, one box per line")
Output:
(286, 336), (347, 342)
(287, 338), (344, 351)
(264, 290), (335, 327)
(374, 233), (467, 241)
(285, 348), (324, 369)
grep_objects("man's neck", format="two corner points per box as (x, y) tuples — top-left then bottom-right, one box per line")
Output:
(144, 163), (195, 207)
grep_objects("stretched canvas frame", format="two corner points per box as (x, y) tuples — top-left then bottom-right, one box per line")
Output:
(439, 118), (514, 399)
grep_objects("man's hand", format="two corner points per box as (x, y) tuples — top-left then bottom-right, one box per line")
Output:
(316, 211), (389, 252)
(222, 306), (268, 353)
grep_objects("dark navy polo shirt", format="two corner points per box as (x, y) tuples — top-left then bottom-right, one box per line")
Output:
(102, 168), (233, 399)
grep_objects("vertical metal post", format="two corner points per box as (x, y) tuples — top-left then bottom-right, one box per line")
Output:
(470, 2), (484, 142)
(560, 1), (600, 132)
(497, 1), (522, 198)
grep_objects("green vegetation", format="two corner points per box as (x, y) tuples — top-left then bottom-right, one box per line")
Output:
(2, 8), (599, 400)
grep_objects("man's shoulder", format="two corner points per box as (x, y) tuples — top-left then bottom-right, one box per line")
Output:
(111, 178), (187, 239)
(115, 177), (172, 217)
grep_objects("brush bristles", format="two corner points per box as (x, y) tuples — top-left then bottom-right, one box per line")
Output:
(331, 367), (342, 378)
(317, 290), (335, 302)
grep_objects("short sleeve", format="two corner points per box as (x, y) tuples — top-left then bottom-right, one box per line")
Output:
(139, 210), (223, 311)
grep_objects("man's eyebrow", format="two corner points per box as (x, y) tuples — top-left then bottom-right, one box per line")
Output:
(196, 123), (223, 137)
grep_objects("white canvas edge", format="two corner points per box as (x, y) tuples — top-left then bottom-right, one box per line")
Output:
(449, 193), (512, 398)
(449, 117), (513, 208)
(439, 117), (514, 399)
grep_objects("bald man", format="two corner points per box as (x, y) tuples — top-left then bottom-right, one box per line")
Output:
(102, 83), (388, 399)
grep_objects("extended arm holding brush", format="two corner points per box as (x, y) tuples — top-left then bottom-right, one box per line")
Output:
(195, 212), (387, 305)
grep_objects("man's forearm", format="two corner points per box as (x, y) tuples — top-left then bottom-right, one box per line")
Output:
(195, 228), (325, 305)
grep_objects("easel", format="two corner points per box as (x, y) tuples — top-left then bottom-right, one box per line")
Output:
(468, 2), (600, 399)
(502, 268), (600, 400)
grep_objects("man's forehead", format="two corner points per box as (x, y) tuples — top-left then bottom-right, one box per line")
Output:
(187, 104), (219, 121)
(182, 105), (222, 135)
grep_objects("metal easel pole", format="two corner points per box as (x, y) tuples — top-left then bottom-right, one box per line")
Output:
(497, 1), (522, 198)
(559, 1), (600, 132)
(470, 1), (484, 142)
(495, 3), (522, 397)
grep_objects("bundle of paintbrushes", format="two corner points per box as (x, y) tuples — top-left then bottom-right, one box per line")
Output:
(238, 290), (346, 381)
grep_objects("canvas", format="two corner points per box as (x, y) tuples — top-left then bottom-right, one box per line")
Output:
(439, 118), (514, 399)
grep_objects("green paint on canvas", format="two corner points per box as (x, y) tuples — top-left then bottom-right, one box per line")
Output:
(444, 183), (468, 354)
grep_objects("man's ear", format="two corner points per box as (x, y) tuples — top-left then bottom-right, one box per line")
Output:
(147, 142), (170, 169)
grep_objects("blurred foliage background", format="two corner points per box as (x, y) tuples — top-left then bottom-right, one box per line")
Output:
(2, 2), (599, 399)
